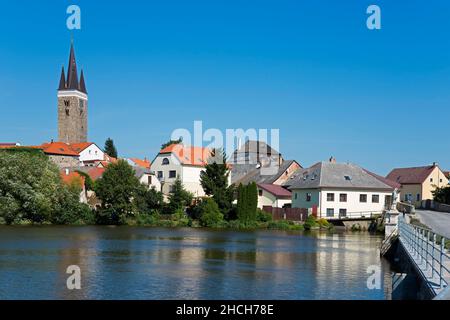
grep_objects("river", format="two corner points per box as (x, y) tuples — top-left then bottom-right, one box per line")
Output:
(0, 226), (392, 300)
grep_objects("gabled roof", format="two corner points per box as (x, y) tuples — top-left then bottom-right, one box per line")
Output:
(159, 144), (211, 166)
(233, 160), (300, 185)
(129, 158), (151, 169)
(258, 183), (292, 198)
(70, 142), (95, 154)
(288, 161), (394, 191)
(444, 171), (450, 180)
(386, 165), (438, 184)
(232, 140), (280, 157)
(74, 167), (105, 181)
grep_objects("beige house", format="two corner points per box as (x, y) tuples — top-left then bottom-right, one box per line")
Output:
(386, 163), (449, 206)
(257, 184), (292, 209)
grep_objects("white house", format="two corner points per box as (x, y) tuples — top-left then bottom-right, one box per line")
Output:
(257, 183), (292, 209)
(287, 159), (397, 219)
(133, 166), (161, 191)
(151, 144), (213, 197)
(70, 142), (105, 167)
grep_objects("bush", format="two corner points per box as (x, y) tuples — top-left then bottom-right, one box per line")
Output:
(268, 220), (303, 231)
(174, 208), (190, 226)
(198, 198), (224, 227)
(257, 208), (272, 222)
(303, 215), (320, 230)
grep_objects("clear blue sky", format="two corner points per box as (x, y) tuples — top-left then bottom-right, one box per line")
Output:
(0, 0), (449, 175)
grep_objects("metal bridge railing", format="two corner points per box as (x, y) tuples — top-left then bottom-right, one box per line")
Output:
(398, 216), (450, 292)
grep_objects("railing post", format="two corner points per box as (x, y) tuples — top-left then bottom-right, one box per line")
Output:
(440, 237), (445, 289)
(432, 233), (436, 279)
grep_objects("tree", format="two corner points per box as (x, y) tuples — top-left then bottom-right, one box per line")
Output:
(236, 182), (258, 223)
(200, 148), (235, 217)
(0, 149), (92, 225)
(198, 198), (223, 227)
(161, 137), (182, 150)
(167, 177), (193, 213)
(433, 186), (450, 205)
(94, 160), (141, 224)
(133, 185), (164, 214)
(104, 138), (118, 158)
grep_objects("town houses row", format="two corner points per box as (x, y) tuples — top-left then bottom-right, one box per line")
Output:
(1, 140), (449, 219)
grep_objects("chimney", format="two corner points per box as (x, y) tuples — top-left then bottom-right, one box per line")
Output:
(433, 162), (438, 167)
(329, 156), (336, 163)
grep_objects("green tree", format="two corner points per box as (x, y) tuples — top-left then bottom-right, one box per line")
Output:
(94, 160), (141, 224)
(167, 177), (193, 213)
(104, 138), (118, 158)
(198, 198), (224, 227)
(0, 149), (91, 225)
(133, 185), (164, 214)
(161, 137), (182, 150)
(432, 186), (450, 205)
(75, 170), (95, 191)
(200, 148), (234, 217)
(237, 182), (258, 223)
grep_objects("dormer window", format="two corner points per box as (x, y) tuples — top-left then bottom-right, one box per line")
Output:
(162, 158), (169, 165)
(344, 175), (352, 181)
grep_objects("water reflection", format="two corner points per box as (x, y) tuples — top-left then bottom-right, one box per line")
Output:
(0, 226), (391, 300)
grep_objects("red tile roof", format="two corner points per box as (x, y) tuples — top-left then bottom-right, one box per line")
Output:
(386, 165), (437, 184)
(37, 142), (79, 156)
(364, 169), (401, 189)
(258, 183), (292, 198)
(159, 144), (211, 166)
(0, 143), (19, 149)
(60, 170), (85, 187)
(130, 158), (151, 169)
(82, 167), (105, 181)
(70, 142), (94, 153)
(444, 171), (450, 180)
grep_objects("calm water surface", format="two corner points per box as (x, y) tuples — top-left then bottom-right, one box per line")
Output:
(0, 226), (392, 300)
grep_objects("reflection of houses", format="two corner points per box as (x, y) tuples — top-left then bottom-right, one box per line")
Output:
(386, 163), (449, 206)
(151, 144), (212, 197)
(288, 158), (396, 219)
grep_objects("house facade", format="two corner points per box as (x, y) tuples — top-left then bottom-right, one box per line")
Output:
(71, 142), (104, 166)
(289, 160), (395, 219)
(257, 184), (292, 209)
(386, 163), (449, 206)
(150, 144), (213, 197)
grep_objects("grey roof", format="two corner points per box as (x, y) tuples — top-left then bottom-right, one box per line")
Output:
(232, 140), (280, 157)
(132, 166), (152, 179)
(232, 160), (298, 185)
(286, 161), (394, 191)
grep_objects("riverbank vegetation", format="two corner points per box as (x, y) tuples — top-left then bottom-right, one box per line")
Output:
(0, 148), (332, 231)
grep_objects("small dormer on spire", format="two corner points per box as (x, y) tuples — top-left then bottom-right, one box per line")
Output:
(79, 69), (87, 94)
(58, 66), (66, 90)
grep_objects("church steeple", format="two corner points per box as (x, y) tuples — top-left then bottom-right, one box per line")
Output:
(66, 43), (79, 90)
(58, 66), (66, 90)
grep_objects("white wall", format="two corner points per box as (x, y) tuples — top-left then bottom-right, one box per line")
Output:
(79, 144), (104, 163)
(182, 166), (206, 197)
(257, 189), (291, 209)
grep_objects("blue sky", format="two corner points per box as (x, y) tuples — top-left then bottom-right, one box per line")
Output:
(0, 0), (449, 175)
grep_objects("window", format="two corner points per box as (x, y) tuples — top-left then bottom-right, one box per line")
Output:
(258, 189), (263, 196)
(64, 100), (70, 107)
(306, 193), (312, 202)
(360, 194), (367, 203)
(157, 171), (163, 179)
(430, 178), (433, 183)
(327, 193), (335, 201)
(344, 176), (352, 181)
(162, 158), (170, 165)
(440, 179), (443, 183)
(326, 208), (334, 217)
(416, 194), (421, 201)
(148, 176), (152, 185)
(340, 193), (347, 202)
(372, 195), (379, 203)
(339, 209), (347, 217)
(295, 193), (298, 200)
(169, 170), (176, 178)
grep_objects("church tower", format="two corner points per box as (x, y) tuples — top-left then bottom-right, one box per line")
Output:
(57, 42), (88, 143)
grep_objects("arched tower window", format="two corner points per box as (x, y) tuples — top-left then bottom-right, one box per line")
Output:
(162, 158), (169, 165)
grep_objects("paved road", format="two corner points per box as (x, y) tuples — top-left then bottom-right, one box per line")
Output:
(415, 209), (450, 239)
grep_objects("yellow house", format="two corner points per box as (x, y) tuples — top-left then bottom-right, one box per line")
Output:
(386, 163), (449, 206)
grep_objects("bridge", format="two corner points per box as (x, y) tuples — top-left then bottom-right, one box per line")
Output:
(381, 209), (450, 299)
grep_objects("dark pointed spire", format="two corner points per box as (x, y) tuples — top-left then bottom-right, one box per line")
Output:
(58, 66), (66, 90)
(79, 69), (87, 94)
(66, 43), (79, 90)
